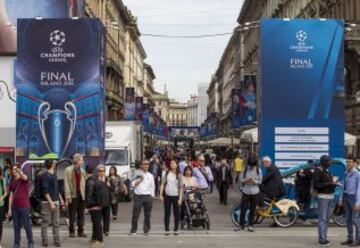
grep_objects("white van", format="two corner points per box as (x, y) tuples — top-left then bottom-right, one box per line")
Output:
(105, 121), (143, 180)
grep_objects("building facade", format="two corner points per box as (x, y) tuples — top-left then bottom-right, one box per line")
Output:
(124, 19), (147, 97)
(85, 0), (159, 121)
(168, 100), (187, 126)
(187, 95), (198, 127)
(197, 83), (209, 126)
(207, 75), (220, 116)
(85, 0), (132, 120)
(143, 63), (156, 106)
(153, 90), (170, 124)
(212, 31), (241, 136)
(238, 0), (360, 155)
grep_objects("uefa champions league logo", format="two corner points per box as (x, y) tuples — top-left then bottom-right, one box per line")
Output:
(50, 30), (66, 53)
(50, 30), (66, 46)
(296, 30), (307, 43)
(290, 30), (314, 53)
(41, 30), (74, 62)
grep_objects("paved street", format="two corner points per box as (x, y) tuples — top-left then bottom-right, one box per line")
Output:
(1, 189), (347, 248)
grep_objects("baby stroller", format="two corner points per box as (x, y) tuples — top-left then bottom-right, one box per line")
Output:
(183, 189), (210, 230)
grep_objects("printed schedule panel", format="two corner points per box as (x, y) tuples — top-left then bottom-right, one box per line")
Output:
(259, 19), (345, 171)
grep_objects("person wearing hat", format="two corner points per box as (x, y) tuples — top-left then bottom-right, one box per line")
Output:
(313, 155), (338, 247)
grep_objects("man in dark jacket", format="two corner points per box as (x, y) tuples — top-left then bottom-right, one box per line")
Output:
(260, 156), (285, 201)
(215, 159), (233, 205)
(258, 156), (286, 228)
(85, 165), (108, 248)
(313, 155), (338, 246)
(97, 165), (111, 237)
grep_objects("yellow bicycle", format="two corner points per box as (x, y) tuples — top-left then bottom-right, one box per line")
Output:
(232, 197), (300, 228)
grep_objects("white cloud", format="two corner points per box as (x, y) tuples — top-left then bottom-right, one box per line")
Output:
(123, 0), (244, 101)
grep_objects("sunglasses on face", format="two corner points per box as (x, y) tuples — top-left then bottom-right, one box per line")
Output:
(98, 170), (105, 172)
(142, 163), (149, 165)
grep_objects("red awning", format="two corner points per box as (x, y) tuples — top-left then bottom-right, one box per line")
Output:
(0, 147), (15, 153)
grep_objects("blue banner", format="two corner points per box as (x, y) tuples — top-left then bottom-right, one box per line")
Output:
(135, 96), (143, 121)
(200, 123), (207, 138)
(15, 18), (105, 165)
(199, 112), (218, 139)
(259, 19), (345, 172)
(232, 75), (257, 128)
(124, 87), (135, 121)
(141, 104), (168, 139)
(142, 103), (150, 132)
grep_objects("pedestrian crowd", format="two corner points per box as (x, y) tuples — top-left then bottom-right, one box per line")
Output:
(0, 148), (359, 248)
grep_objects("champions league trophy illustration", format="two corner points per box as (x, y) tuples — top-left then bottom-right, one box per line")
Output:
(38, 100), (77, 157)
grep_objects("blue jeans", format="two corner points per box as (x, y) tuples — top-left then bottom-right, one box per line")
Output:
(344, 194), (360, 241)
(318, 198), (333, 243)
(12, 208), (34, 248)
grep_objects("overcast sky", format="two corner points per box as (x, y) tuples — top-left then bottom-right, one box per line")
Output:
(122, 0), (244, 102)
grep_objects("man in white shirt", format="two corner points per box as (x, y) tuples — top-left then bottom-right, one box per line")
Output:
(198, 155), (214, 190)
(129, 160), (155, 236)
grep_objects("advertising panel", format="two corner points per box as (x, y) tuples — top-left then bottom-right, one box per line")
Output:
(124, 87), (135, 121)
(135, 96), (143, 121)
(142, 103), (150, 132)
(200, 123), (207, 139)
(0, 0), (84, 55)
(232, 75), (257, 128)
(259, 19), (344, 172)
(16, 18), (105, 165)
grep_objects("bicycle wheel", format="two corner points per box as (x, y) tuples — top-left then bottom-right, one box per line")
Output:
(273, 206), (298, 228)
(333, 205), (346, 227)
(231, 201), (241, 226)
(231, 201), (258, 227)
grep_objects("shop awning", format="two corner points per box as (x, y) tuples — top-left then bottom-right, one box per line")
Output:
(206, 137), (240, 147)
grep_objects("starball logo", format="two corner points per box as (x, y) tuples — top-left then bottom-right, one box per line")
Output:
(296, 30), (307, 42)
(290, 30), (314, 53)
(50, 30), (66, 53)
(40, 29), (75, 63)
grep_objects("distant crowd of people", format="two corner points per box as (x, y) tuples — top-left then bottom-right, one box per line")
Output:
(0, 149), (360, 247)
